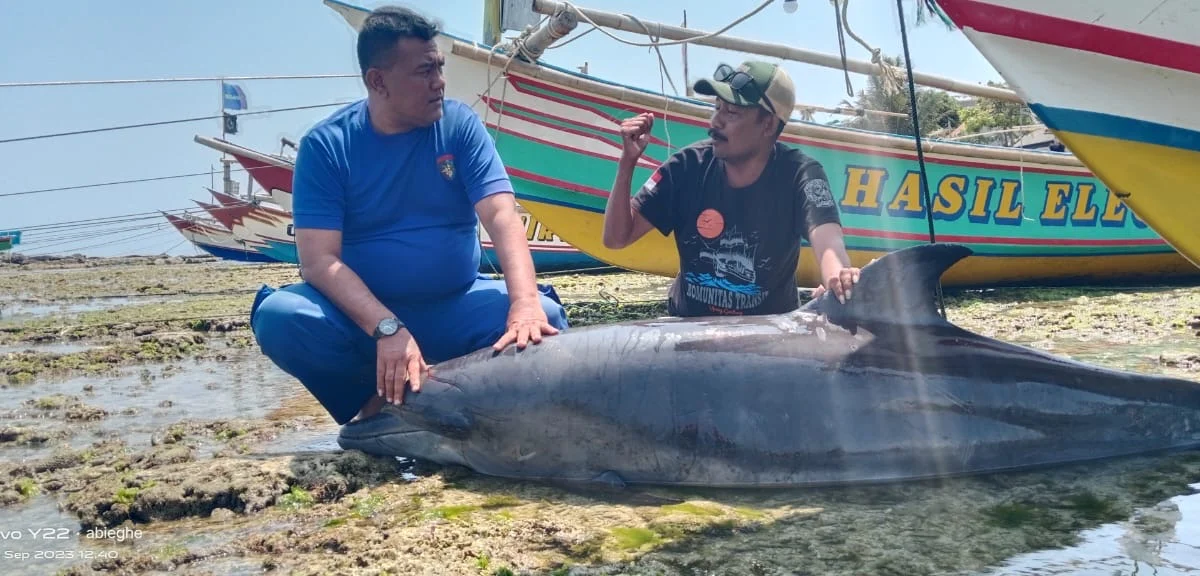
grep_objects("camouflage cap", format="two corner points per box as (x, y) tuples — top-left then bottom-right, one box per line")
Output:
(693, 60), (795, 125)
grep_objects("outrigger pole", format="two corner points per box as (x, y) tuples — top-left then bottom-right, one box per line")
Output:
(527, 0), (1022, 104)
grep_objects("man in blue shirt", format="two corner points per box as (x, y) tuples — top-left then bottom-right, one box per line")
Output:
(250, 5), (568, 426)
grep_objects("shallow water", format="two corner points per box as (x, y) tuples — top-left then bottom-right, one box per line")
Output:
(558, 455), (1200, 576)
(0, 345), (338, 575)
(0, 295), (179, 323)
(977, 486), (1200, 575)
(0, 494), (108, 576)
(0, 347), (333, 460)
(1, 275), (1198, 574)
(1040, 338), (1196, 374)
(0, 492), (292, 576)
(0, 341), (94, 356)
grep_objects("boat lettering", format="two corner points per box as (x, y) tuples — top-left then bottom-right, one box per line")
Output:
(837, 166), (1144, 228)
(1071, 183), (1099, 225)
(521, 214), (563, 243)
(479, 211), (567, 246)
(286, 224), (295, 237)
(520, 213), (534, 239)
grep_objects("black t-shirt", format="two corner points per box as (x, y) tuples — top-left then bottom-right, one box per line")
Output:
(631, 140), (842, 317)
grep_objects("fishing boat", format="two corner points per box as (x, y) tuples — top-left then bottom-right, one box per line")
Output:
(189, 135), (606, 273)
(931, 0), (1200, 271)
(324, 0), (1200, 288)
(160, 210), (279, 263)
(200, 189), (300, 264)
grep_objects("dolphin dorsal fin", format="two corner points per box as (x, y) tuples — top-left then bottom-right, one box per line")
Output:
(800, 242), (972, 331)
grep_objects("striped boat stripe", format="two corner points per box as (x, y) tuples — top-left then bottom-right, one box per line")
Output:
(937, 0), (1200, 76)
(1030, 104), (1200, 154)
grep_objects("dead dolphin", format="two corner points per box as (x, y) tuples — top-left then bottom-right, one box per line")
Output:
(336, 243), (1200, 488)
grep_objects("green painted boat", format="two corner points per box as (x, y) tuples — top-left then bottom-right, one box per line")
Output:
(325, 0), (1200, 287)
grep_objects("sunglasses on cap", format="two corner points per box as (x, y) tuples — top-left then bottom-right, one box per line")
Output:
(714, 64), (777, 117)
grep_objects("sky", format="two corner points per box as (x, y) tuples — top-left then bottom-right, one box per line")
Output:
(0, 0), (1005, 258)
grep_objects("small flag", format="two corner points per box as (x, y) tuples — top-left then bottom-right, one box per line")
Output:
(640, 167), (663, 194)
(222, 81), (247, 111)
(0, 230), (20, 245)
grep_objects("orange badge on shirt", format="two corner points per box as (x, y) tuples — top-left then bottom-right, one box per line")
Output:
(696, 208), (725, 239)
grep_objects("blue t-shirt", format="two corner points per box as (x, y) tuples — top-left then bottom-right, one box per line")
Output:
(291, 98), (512, 302)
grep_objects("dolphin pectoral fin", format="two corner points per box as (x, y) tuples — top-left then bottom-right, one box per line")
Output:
(400, 378), (473, 440)
(806, 242), (973, 331)
(400, 403), (472, 441)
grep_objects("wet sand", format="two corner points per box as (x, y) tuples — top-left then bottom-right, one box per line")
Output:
(1, 255), (1198, 575)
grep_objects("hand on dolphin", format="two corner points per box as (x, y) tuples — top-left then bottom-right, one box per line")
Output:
(377, 328), (427, 405)
(814, 265), (862, 303)
(811, 258), (875, 302)
(493, 295), (560, 352)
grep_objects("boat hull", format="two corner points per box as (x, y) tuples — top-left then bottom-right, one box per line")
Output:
(427, 31), (1198, 287)
(517, 198), (1195, 288)
(162, 212), (280, 263)
(934, 0), (1200, 271)
(201, 191), (300, 264)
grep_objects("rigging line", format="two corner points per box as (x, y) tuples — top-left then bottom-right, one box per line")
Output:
(16, 222), (170, 247)
(0, 101), (355, 145)
(0, 73), (360, 88)
(12, 212), (202, 234)
(15, 213), (201, 242)
(153, 237), (192, 257)
(1, 168), (245, 198)
(894, 0), (946, 320)
(0, 160), (290, 198)
(35, 228), (179, 258)
(17, 221), (175, 250)
(3, 204), (241, 233)
(21, 225), (174, 256)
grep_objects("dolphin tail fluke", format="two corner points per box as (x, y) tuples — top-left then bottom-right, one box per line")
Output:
(804, 242), (973, 330)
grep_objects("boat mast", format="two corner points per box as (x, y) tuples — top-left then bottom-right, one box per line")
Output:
(681, 10), (691, 98)
(482, 0), (503, 46)
(528, 0), (1021, 103)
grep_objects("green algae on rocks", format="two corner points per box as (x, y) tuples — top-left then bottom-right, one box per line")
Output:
(2, 334), (208, 384)
(3, 254), (1200, 576)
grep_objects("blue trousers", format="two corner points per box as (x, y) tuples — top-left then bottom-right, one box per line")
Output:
(249, 275), (569, 425)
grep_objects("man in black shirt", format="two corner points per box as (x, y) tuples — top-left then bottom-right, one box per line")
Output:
(602, 60), (860, 317)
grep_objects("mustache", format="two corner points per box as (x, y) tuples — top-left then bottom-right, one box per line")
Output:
(708, 128), (726, 141)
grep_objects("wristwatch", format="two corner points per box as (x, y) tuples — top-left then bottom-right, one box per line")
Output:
(372, 316), (403, 339)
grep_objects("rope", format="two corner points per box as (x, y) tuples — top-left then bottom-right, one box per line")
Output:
(5, 205), (230, 234)
(2, 169), (240, 198)
(557, 0), (775, 49)
(625, 15), (679, 97)
(0, 73), (360, 89)
(0, 101), (353, 145)
(831, 0), (854, 97)
(832, 0), (902, 95)
(20, 225), (175, 257)
(895, 0), (946, 319)
(1, 160), (291, 199)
